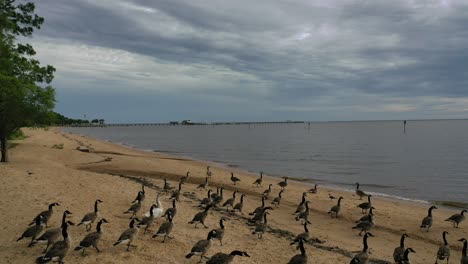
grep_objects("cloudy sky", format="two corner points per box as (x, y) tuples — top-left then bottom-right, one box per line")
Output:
(30, 0), (468, 122)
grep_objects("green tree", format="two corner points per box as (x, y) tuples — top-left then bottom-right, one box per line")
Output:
(0, 0), (56, 162)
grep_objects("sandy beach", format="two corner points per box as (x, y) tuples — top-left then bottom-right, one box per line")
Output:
(0, 128), (466, 264)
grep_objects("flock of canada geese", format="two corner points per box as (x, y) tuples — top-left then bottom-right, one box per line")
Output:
(16, 167), (467, 264)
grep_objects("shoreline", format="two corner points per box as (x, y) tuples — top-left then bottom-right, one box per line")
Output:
(1, 128), (466, 264)
(62, 129), (463, 210)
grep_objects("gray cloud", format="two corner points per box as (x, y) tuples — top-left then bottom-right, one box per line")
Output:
(31, 0), (468, 121)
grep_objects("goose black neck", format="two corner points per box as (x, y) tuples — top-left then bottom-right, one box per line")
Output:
(279, 191), (282, 198)
(356, 183), (360, 190)
(304, 222), (309, 232)
(62, 223), (69, 240)
(220, 219), (225, 229)
(142, 185), (145, 193)
(61, 212), (67, 227)
(97, 220), (103, 233)
(443, 232), (448, 245)
(301, 194), (306, 203)
(299, 240), (306, 256)
(428, 207), (434, 216)
(94, 201), (99, 213)
(130, 219), (136, 228)
(150, 205), (155, 216)
(261, 197), (265, 206)
(400, 234), (406, 247)
(232, 191), (236, 198)
(230, 250), (244, 256)
(172, 200), (176, 208)
(363, 234), (370, 251)
(337, 197), (343, 206)
(48, 203), (55, 210)
(207, 190), (212, 197)
(240, 195), (244, 203)
(462, 210), (466, 216)
(178, 183), (182, 190)
(462, 240), (467, 256)
(260, 173), (263, 179)
(367, 195), (371, 203)
(403, 249), (411, 260)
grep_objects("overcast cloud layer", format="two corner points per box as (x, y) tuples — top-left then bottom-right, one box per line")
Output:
(29, 0), (468, 122)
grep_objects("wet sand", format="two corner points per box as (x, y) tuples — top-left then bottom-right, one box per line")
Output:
(0, 128), (466, 263)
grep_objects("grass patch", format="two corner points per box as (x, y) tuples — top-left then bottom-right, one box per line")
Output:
(433, 201), (468, 209)
(8, 129), (27, 140)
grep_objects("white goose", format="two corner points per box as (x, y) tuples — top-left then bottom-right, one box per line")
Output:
(144, 192), (164, 219)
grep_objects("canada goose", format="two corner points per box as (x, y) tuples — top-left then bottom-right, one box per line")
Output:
(252, 211), (269, 238)
(293, 192), (308, 215)
(124, 199), (142, 219)
(212, 218), (227, 246)
(291, 222), (309, 245)
(189, 205), (212, 228)
(197, 177), (209, 190)
(185, 230), (218, 262)
(355, 183), (368, 200)
(144, 192), (164, 219)
(398, 248), (415, 264)
(458, 238), (468, 264)
(206, 250), (250, 264)
(352, 214), (375, 236)
(352, 232), (374, 263)
(393, 233), (409, 263)
(137, 204), (157, 234)
(356, 207), (375, 223)
(328, 196), (344, 218)
(357, 195), (372, 214)
(78, 199), (102, 231)
(163, 178), (175, 192)
(170, 182), (183, 201)
(288, 238), (307, 264)
(206, 166), (212, 177)
(180, 171), (190, 183)
(152, 210), (174, 243)
(223, 190), (237, 209)
(163, 200), (177, 220)
(212, 187), (224, 206)
(35, 221), (74, 264)
(32, 210), (72, 253)
(250, 196), (266, 216)
(435, 231), (450, 264)
(253, 172), (263, 187)
(271, 190), (284, 208)
(278, 177), (288, 191)
(18, 215), (45, 247)
(74, 218), (109, 256)
(113, 218), (140, 251)
(445, 209), (467, 228)
(262, 184), (273, 200)
(199, 189), (213, 208)
(308, 184), (318, 194)
(420, 205), (437, 232)
(132, 184), (145, 203)
(249, 206), (273, 223)
(230, 172), (240, 185)
(232, 194), (245, 214)
(295, 201), (311, 224)
(30, 202), (60, 228)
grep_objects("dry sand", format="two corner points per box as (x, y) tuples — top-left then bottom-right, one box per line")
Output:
(0, 128), (466, 264)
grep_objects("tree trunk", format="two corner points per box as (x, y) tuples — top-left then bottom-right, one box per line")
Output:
(0, 135), (7, 162)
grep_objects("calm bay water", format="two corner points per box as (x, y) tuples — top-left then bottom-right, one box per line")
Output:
(65, 120), (468, 204)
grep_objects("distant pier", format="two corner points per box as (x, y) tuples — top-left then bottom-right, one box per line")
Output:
(63, 121), (305, 127)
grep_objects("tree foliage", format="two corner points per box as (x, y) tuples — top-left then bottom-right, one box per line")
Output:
(0, 0), (56, 162)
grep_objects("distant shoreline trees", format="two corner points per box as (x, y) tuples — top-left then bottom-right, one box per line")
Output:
(0, 0), (56, 162)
